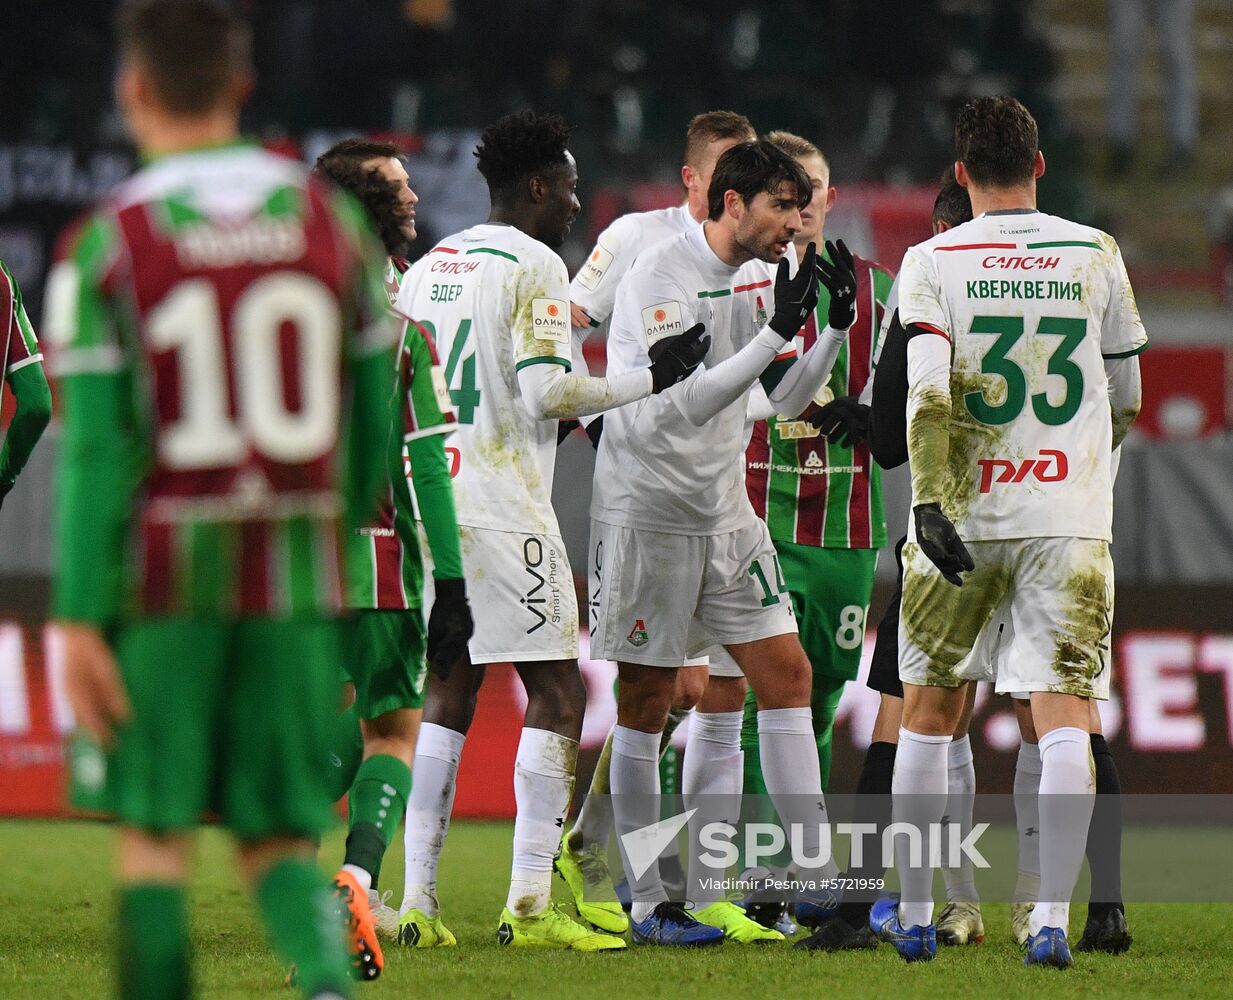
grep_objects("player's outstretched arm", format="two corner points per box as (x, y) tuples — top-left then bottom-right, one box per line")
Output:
(670, 242), (826, 426)
(867, 308), (909, 468)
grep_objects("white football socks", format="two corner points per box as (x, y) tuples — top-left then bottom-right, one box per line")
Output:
(610, 724), (667, 922)
(1014, 739), (1043, 904)
(892, 728), (951, 930)
(756, 708), (838, 880)
(682, 711), (743, 908)
(941, 734), (979, 902)
(507, 728), (578, 917)
(1030, 726), (1095, 936)
(402, 723), (465, 916)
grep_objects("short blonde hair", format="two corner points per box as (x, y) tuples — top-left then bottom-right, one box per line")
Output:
(764, 130), (830, 177)
(684, 111), (756, 168)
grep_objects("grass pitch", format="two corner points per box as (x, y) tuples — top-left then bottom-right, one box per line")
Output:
(2, 819), (1231, 999)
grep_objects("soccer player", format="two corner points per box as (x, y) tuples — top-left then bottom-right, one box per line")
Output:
(591, 139), (856, 945)
(50, 2), (397, 998)
(797, 169), (983, 954)
(557, 110), (756, 930)
(312, 139), (474, 973)
(396, 110), (707, 951)
(874, 96), (1145, 967)
(733, 131), (891, 932)
(0, 259), (53, 512)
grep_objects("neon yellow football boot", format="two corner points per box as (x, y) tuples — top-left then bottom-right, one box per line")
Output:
(398, 907), (458, 948)
(496, 902), (627, 951)
(555, 842), (630, 934)
(695, 901), (785, 943)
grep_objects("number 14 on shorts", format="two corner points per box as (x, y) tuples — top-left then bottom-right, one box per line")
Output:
(748, 555), (788, 608)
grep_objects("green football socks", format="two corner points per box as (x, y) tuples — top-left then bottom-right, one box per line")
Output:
(345, 754), (412, 884)
(118, 883), (189, 1000)
(256, 858), (350, 998)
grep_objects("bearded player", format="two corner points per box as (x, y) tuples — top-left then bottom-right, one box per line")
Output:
(557, 109), (756, 931)
(592, 140), (858, 945)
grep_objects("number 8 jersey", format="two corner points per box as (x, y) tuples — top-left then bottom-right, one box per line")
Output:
(47, 143), (398, 622)
(393, 223), (573, 536)
(897, 209), (1147, 542)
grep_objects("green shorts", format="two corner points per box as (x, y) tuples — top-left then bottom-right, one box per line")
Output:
(343, 609), (428, 719)
(777, 541), (878, 688)
(105, 618), (342, 840)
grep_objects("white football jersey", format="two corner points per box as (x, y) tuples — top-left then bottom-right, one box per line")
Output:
(592, 222), (791, 535)
(570, 203), (698, 330)
(395, 223), (572, 534)
(898, 209), (1147, 542)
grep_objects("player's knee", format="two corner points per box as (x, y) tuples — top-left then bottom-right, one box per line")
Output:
(616, 666), (676, 732)
(521, 662), (587, 731)
(672, 667), (707, 711)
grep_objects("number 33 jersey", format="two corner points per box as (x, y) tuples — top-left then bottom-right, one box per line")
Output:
(897, 210), (1147, 543)
(394, 223), (573, 536)
(47, 143), (399, 622)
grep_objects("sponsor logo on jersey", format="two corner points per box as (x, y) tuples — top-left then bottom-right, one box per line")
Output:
(805, 451), (824, 468)
(776, 417), (820, 440)
(980, 255), (1061, 270)
(520, 536), (563, 633)
(642, 301), (684, 346)
(627, 619), (649, 647)
(575, 243), (614, 290)
(977, 449), (1069, 494)
(429, 258), (480, 274)
(531, 297), (570, 344)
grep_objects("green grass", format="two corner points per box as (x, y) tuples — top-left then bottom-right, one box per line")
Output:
(2, 820), (1231, 998)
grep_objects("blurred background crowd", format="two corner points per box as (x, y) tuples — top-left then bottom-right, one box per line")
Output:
(0, 0), (1230, 798)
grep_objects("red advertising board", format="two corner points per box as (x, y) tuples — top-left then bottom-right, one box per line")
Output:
(5, 612), (1233, 818)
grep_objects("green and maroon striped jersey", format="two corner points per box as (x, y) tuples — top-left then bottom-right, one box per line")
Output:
(47, 141), (398, 624)
(346, 306), (458, 610)
(746, 250), (893, 548)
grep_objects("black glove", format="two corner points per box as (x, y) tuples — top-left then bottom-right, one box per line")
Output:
(427, 577), (473, 680)
(768, 240), (821, 340)
(0, 481), (10, 512)
(817, 239), (857, 330)
(556, 419), (580, 445)
(809, 395), (870, 449)
(648, 322), (710, 393)
(585, 415), (603, 449)
(913, 503), (975, 587)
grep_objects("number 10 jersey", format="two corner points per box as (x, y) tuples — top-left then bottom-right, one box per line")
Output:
(897, 209), (1147, 543)
(47, 143), (397, 622)
(394, 223), (573, 536)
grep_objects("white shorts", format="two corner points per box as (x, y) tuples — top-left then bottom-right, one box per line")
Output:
(457, 525), (579, 664)
(588, 516), (797, 668)
(899, 536), (1113, 699)
(703, 645), (745, 678)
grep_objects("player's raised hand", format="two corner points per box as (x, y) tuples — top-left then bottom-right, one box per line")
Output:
(648, 323), (710, 393)
(769, 240), (821, 340)
(809, 395), (870, 449)
(427, 578), (473, 680)
(913, 503), (975, 587)
(817, 239), (857, 330)
(60, 622), (131, 747)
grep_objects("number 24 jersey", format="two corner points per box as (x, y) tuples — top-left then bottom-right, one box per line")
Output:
(394, 223), (573, 536)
